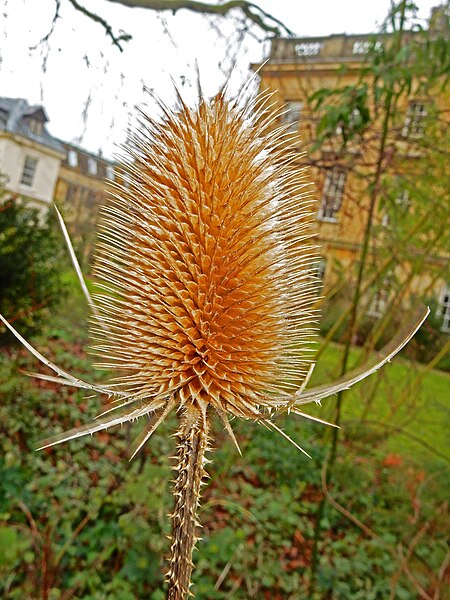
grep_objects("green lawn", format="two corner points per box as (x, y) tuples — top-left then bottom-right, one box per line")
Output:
(308, 340), (449, 467)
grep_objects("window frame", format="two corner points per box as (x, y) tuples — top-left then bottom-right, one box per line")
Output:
(402, 101), (428, 138)
(438, 284), (450, 333)
(87, 157), (98, 176)
(67, 150), (78, 168)
(106, 165), (115, 181)
(366, 276), (392, 318)
(28, 119), (43, 136)
(283, 100), (304, 133)
(20, 156), (38, 187)
(317, 168), (347, 222)
(313, 258), (327, 286)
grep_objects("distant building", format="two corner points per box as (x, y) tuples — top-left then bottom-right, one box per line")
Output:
(256, 31), (427, 269)
(0, 97), (65, 208)
(0, 96), (117, 268)
(54, 142), (116, 268)
(254, 8), (449, 333)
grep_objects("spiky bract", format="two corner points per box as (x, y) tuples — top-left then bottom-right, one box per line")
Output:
(92, 90), (318, 424)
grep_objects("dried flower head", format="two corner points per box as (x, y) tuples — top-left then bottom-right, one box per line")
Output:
(90, 87), (318, 445)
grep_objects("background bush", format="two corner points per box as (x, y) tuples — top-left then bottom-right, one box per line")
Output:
(319, 287), (449, 371)
(0, 189), (67, 343)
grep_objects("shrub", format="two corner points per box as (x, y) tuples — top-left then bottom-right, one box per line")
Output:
(0, 191), (67, 343)
(319, 286), (449, 371)
(405, 297), (450, 371)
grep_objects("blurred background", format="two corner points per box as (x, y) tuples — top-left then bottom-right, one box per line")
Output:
(0, 1), (449, 598)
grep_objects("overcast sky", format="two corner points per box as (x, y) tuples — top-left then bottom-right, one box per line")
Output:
(0, 0), (441, 157)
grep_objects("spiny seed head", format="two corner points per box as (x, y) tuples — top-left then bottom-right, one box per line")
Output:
(91, 88), (319, 422)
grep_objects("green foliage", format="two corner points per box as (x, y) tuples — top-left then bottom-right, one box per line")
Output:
(0, 190), (67, 343)
(407, 298), (450, 370)
(309, 2), (449, 153)
(309, 83), (371, 147)
(310, 24), (449, 378)
(320, 287), (450, 371)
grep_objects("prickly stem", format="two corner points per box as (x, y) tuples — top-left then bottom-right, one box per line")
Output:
(166, 404), (209, 599)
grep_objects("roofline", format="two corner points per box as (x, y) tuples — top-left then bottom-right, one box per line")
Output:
(56, 138), (116, 165)
(0, 130), (66, 159)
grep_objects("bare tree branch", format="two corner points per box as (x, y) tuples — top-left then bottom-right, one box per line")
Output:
(66, 0), (132, 51)
(67, 0), (292, 44)
(30, 0), (61, 50)
(391, 502), (448, 600)
(321, 455), (448, 600)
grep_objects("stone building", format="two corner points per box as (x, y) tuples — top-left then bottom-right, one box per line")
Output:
(0, 97), (65, 209)
(0, 96), (116, 269)
(53, 142), (116, 268)
(255, 9), (449, 333)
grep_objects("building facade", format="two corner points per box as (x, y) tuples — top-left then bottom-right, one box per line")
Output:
(0, 97), (65, 209)
(255, 13), (449, 334)
(0, 96), (116, 270)
(54, 142), (116, 268)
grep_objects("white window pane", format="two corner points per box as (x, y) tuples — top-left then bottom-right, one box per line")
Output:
(314, 258), (327, 283)
(20, 156), (38, 186)
(318, 169), (346, 221)
(29, 119), (43, 135)
(367, 277), (392, 318)
(68, 150), (78, 168)
(87, 157), (98, 175)
(283, 101), (303, 132)
(402, 101), (427, 138)
(438, 285), (450, 332)
(396, 189), (410, 208)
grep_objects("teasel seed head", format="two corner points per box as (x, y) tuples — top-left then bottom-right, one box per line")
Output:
(91, 88), (319, 436)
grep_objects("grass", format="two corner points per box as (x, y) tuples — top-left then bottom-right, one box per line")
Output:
(308, 341), (449, 467)
(0, 274), (448, 599)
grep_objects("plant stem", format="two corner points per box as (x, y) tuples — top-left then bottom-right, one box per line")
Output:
(167, 404), (209, 600)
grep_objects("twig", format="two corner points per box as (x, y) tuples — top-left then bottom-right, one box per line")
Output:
(30, 0), (61, 49)
(390, 502), (448, 600)
(66, 0), (132, 51)
(6, 300), (50, 324)
(53, 512), (93, 567)
(320, 456), (446, 600)
(214, 544), (243, 590)
(434, 551), (450, 600)
(396, 545), (433, 600)
(320, 455), (381, 540)
(18, 500), (42, 544)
